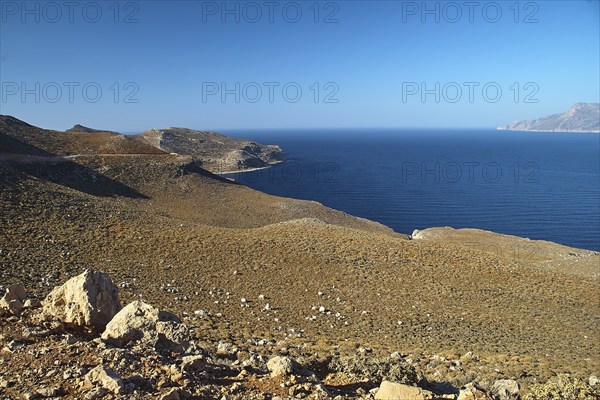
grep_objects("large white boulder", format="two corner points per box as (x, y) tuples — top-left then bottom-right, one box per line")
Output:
(42, 270), (121, 331)
(101, 300), (189, 352)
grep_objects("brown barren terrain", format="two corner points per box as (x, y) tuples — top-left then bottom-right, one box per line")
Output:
(1, 116), (599, 399)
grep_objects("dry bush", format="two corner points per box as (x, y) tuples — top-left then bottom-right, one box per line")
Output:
(328, 354), (420, 385)
(522, 374), (600, 400)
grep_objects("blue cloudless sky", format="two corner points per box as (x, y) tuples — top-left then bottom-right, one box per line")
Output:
(1, 0), (599, 131)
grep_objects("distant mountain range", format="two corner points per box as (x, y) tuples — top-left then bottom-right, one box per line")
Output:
(498, 103), (600, 133)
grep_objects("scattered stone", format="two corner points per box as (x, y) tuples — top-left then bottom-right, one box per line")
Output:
(7, 299), (23, 315)
(374, 381), (435, 400)
(85, 365), (125, 395)
(0, 283), (26, 305)
(85, 387), (108, 400)
(411, 229), (425, 240)
(64, 334), (79, 345)
(160, 388), (191, 400)
(458, 382), (490, 400)
(22, 392), (40, 400)
(217, 341), (233, 355)
(42, 270), (121, 331)
(267, 356), (294, 377)
(194, 309), (208, 317)
(24, 299), (41, 309)
(490, 379), (519, 400)
(313, 383), (330, 398)
(1, 284), (26, 315)
(0, 271), (562, 400)
(181, 354), (207, 372)
(36, 387), (62, 397)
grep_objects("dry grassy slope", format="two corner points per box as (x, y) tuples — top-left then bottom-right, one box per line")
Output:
(1, 115), (599, 387)
(68, 154), (397, 233)
(412, 227), (600, 278)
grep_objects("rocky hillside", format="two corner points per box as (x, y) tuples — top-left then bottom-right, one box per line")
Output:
(2, 270), (597, 399)
(0, 115), (391, 233)
(137, 128), (285, 173)
(0, 116), (285, 173)
(0, 116), (166, 156)
(498, 103), (600, 133)
(1, 116), (599, 399)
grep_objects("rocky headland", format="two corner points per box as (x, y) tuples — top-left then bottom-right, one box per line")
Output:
(498, 103), (600, 133)
(137, 127), (284, 173)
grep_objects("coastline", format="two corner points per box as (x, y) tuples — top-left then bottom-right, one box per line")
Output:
(497, 127), (600, 133)
(215, 160), (284, 176)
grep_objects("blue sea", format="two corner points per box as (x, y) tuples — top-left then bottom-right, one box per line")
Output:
(223, 129), (600, 252)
